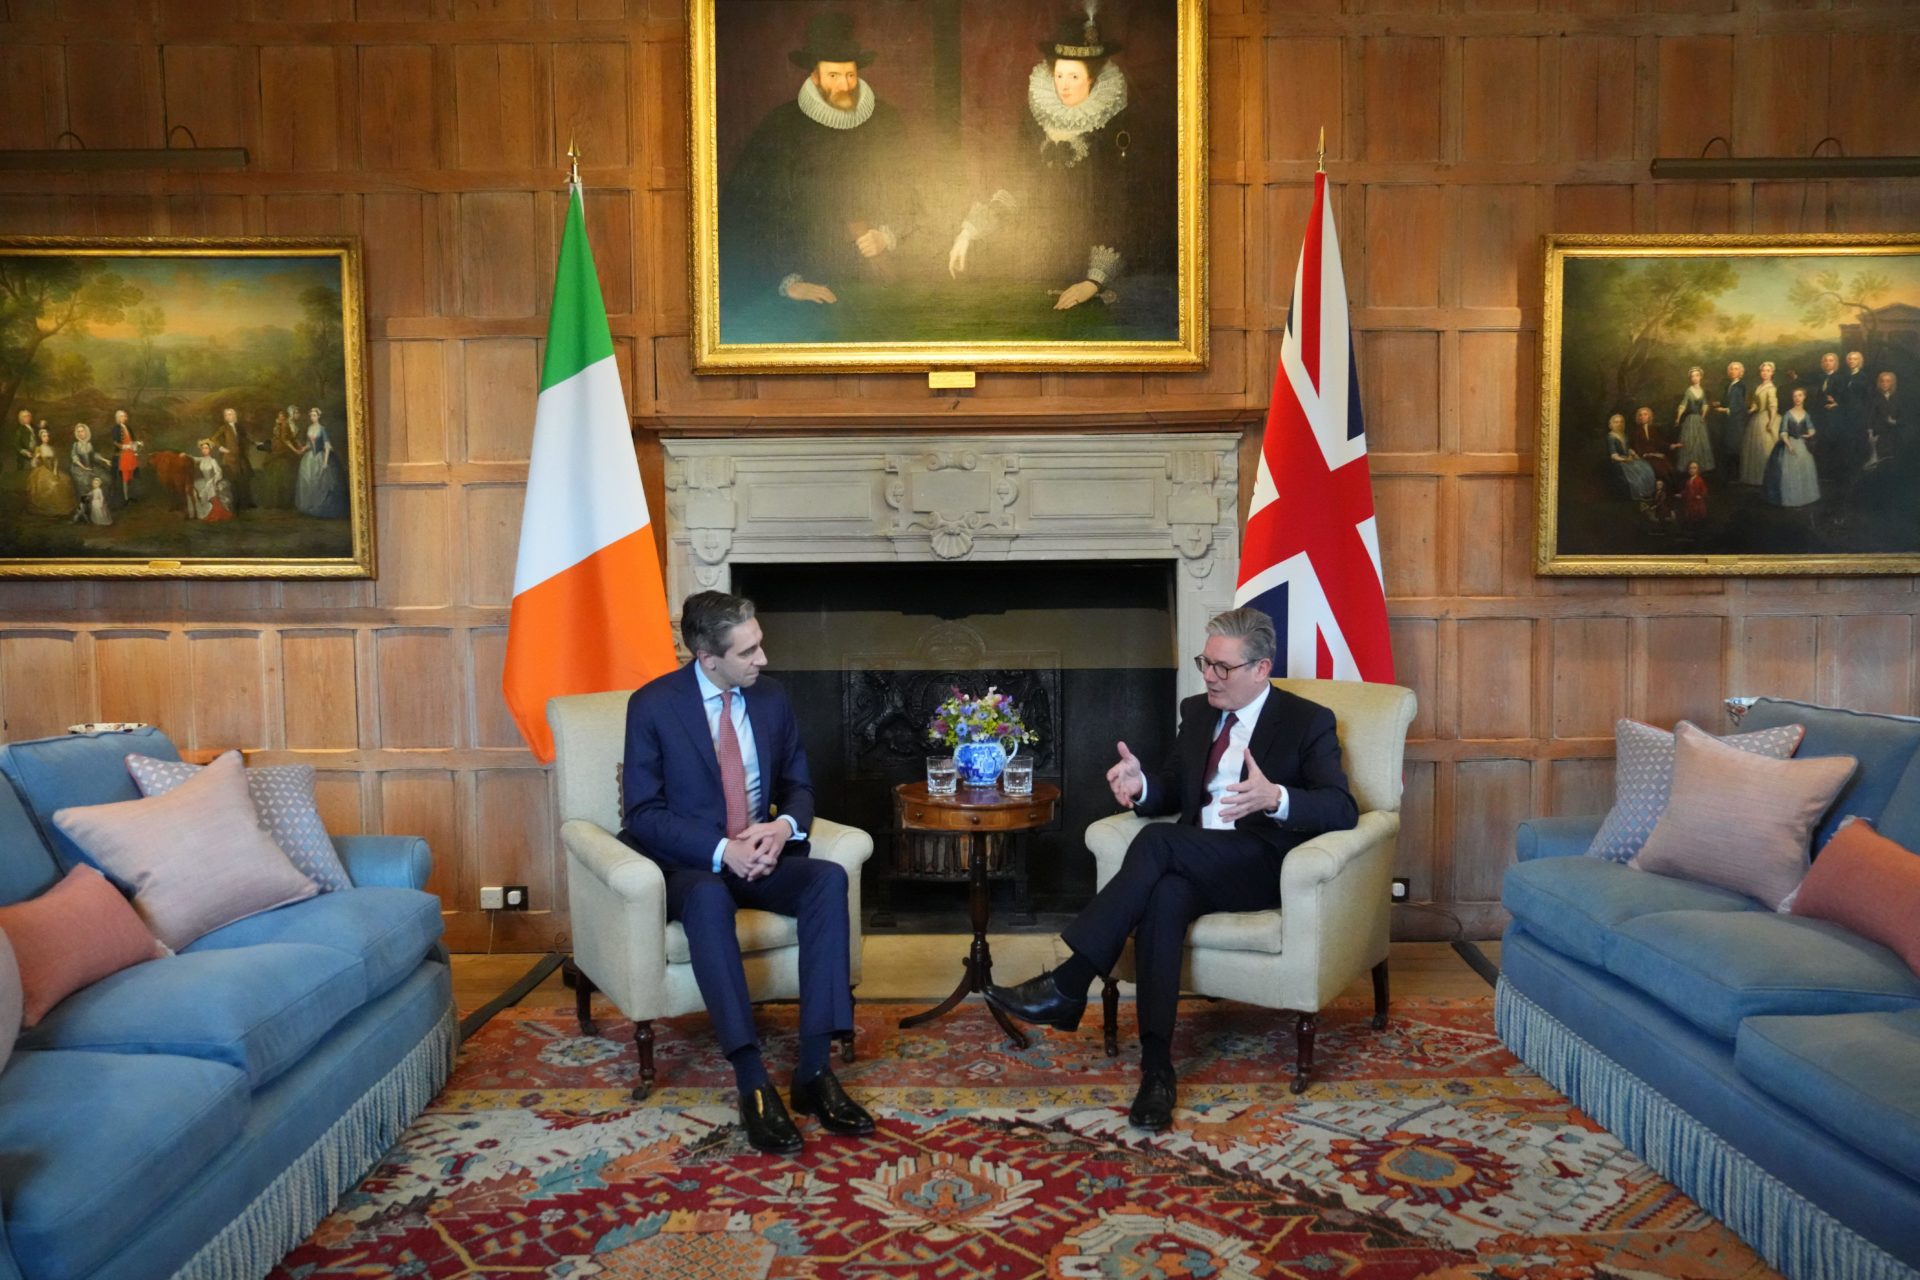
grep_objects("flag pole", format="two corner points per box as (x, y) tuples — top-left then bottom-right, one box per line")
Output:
(566, 136), (581, 188)
(1316, 125), (1325, 174)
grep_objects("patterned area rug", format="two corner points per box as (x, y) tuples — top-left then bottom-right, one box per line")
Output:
(274, 997), (1777, 1279)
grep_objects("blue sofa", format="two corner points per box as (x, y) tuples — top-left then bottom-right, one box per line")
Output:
(1497, 698), (1920, 1279)
(0, 728), (455, 1280)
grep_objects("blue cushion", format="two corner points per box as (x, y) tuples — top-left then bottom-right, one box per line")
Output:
(18, 943), (366, 1088)
(183, 886), (443, 999)
(1741, 698), (1920, 847)
(1872, 748), (1920, 854)
(0, 776), (61, 908)
(1502, 857), (1762, 968)
(1737, 1010), (1920, 1185)
(0, 1050), (249, 1280)
(0, 727), (181, 878)
(1605, 910), (1920, 1041)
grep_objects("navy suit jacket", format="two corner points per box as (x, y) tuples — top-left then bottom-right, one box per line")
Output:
(1134, 685), (1358, 853)
(619, 664), (816, 872)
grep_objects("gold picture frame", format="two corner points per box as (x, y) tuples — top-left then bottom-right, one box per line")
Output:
(0, 236), (374, 579)
(1536, 233), (1920, 576)
(688, 0), (1208, 374)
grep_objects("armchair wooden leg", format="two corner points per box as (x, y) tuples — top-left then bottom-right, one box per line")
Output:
(1102, 977), (1120, 1057)
(564, 959), (598, 1036)
(631, 1021), (656, 1102)
(1290, 1011), (1316, 1094)
(1371, 959), (1390, 1031)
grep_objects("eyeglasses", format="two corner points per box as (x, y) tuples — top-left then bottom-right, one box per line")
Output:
(1193, 654), (1258, 679)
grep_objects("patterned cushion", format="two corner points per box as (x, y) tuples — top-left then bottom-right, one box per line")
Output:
(1585, 719), (1805, 863)
(126, 754), (352, 893)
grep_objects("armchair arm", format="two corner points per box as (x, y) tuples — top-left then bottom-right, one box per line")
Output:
(334, 834), (432, 891)
(1515, 815), (1602, 862)
(1278, 810), (1400, 1006)
(807, 817), (875, 873)
(561, 819), (670, 1020)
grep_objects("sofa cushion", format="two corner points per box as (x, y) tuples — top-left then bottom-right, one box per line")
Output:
(183, 886), (443, 999)
(127, 753), (354, 893)
(0, 865), (164, 1026)
(0, 929), (19, 1074)
(1872, 745), (1920, 855)
(1502, 856), (1761, 968)
(52, 750), (319, 951)
(1630, 723), (1856, 910)
(0, 727), (180, 880)
(18, 943), (366, 1088)
(1791, 818), (1920, 976)
(1586, 718), (1805, 864)
(0, 1049), (250, 1280)
(1604, 910), (1920, 1041)
(1737, 1010), (1920, 1185)
(0, 776), (60, 908)
(1740, 697), (1920, 847)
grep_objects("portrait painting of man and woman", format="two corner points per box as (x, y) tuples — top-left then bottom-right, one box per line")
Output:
(1537, 234), (1920, 575)
(689, 0), (1207, 372)
(0, 238), (372, 579)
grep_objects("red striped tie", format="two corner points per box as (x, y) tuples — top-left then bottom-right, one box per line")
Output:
(715, 690), (750, 838)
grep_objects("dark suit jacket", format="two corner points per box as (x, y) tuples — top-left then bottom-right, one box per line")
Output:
(1134, 686), (1358, 853)
(619, 664), (816, 872)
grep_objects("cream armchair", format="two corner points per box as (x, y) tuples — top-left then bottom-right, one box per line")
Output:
(1085, 677), (1417, 1093)
(548, 690), (874, 1100)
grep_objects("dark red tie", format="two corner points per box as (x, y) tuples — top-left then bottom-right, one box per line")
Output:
(1196, 712), (1237, 820)
(715, 690), (750, 837)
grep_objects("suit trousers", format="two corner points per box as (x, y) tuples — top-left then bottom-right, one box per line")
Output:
(1061, 821), (1281, 1043)
(662, 849), (853, 1057)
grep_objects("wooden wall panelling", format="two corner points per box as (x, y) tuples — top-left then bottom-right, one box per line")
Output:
(3, 3), (1918, 945)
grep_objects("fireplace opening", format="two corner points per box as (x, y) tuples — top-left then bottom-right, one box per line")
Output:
(731, 559), (1179, 927)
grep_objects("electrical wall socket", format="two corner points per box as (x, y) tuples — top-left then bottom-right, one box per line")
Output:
(479, 886), (505, 910)
(1390, 877), (1411, 902)
(503, 884), (530, 911)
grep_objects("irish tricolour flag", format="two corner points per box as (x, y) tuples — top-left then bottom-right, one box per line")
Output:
(503, 182), (676, 762)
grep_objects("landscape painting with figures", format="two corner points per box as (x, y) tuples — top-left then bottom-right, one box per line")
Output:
(0, 238), (372, 578)
(1537, 234), (1920, 575)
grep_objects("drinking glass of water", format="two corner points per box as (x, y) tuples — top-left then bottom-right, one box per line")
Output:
(1001, 756), (1034, 795)
(926, 755), (958, 795)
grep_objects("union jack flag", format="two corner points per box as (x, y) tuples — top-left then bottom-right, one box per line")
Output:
(1235, 172), (1395, 683)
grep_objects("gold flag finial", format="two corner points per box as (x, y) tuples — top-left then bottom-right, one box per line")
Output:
(566, 137), (581, 187)
(1316, 125), (1325, 174)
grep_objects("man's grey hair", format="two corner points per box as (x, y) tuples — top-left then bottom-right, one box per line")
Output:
(682, 590), (757, 658)
(1206, 607), (1277, 666)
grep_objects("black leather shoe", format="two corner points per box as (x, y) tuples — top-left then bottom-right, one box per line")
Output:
(983, 970), (1087, 1032)
(1128, 1067), (1178, 1133)
(739, 1083), (804, 1154)
(789, 1068), (877, 1136)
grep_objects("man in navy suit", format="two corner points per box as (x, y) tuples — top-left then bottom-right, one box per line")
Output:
(620, 590), (873, 1154)
(986, 608), (1357, 1132)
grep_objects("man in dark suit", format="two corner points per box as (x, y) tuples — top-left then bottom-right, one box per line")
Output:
(620, 590), (873, 1155)
(985, 608), (1358, 1132)
(1716, 361), (1748, 470)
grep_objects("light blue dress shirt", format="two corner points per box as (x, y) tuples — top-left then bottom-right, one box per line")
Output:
(695, 664), (802, 871)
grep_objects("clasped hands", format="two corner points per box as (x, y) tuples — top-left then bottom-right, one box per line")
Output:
(1105, 740), (1283, 821)
(721, 820), (791, 879)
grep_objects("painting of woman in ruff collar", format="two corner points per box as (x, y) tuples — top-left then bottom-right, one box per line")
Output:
(691, 0), (1206, 372)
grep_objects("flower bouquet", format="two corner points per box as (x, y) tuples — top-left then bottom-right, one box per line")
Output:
(927, 686), (1035, 787)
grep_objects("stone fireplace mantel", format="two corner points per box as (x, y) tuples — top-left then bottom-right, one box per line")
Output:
(662, 433), (1242, 704)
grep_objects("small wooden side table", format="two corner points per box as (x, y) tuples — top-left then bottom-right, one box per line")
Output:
(893, 780), (1061, 1048)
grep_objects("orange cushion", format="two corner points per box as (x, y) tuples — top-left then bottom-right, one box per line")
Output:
(1794, 819), (1920, 976)
(0, 865), (162, 1026)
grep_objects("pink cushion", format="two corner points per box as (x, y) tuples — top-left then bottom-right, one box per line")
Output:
(0, 866), (162, 1027)
(1632, 722), (1857, 910)
(51, 751), (318, 951)
(1793, 818), (1920, 975)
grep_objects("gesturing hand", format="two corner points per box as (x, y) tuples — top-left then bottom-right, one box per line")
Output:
(1106, 740), (1145, 809)
(1218, 753), (1284, 823)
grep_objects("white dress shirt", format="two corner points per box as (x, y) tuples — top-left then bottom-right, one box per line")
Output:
(696, 665), (801, 871)
(1138, 684), (1290, 828)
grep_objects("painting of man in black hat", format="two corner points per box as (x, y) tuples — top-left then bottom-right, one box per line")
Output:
(716, 11), (922, 338)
